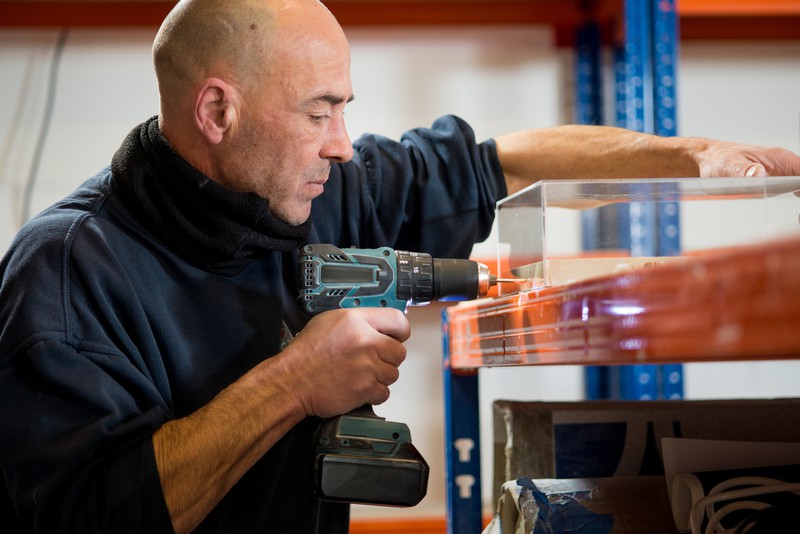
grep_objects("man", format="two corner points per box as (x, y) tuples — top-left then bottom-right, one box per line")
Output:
(1, 0), (798, 533)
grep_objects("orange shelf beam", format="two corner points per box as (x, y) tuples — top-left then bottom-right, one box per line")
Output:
(679, 0), (800, 16)
(0, 1), (585, 28)
(446, 236), (800, 370)
(0, 0), (798, 40)
(349, 515), (492, 533)
(679, 0), (800, 40)
(0, 1), (175, 27)
(350, 517), (446, 534)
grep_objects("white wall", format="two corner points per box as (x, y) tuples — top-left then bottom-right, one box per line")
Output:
(2, 24), (800, 520)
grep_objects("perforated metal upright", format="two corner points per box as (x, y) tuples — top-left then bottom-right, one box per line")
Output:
(441, 310), (482, 534)
(651, 0), (684, 400)
(583, 0), (684, 401)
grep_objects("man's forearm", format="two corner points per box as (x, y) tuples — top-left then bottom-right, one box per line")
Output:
(150, 307), (411, 533)
(152, 357), (307, 534)
(494, 125), (707, 195)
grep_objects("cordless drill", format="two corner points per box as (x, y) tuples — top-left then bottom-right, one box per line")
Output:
(296, 244), (509, 508)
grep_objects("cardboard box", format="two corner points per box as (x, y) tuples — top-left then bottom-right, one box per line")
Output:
(492, 398), (800, 505)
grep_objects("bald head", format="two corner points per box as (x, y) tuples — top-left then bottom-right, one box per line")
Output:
(153, 1), (268, 99)
(152, 0), (345, 120)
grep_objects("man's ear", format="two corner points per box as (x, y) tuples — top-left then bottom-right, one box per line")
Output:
(195, 78), (240, 145)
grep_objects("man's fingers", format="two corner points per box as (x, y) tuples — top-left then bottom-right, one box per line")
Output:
(700, 142), (800, 178)
(745, 163), (766, 177)
(376, 362), (400, 386)
(363, 308), (411, 342)
(369, 384), (391, 406)
(285, 307), (410, 417)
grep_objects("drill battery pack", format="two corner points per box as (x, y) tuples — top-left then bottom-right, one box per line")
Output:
(313, 405), (429, 507)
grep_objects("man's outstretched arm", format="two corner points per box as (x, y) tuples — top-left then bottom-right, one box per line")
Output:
(495, 125), (800, 196)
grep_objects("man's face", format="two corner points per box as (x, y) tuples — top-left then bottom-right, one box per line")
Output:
(218, 31), (354, 225)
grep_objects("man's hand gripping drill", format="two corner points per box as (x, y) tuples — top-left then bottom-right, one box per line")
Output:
(293, 244), (514, 507)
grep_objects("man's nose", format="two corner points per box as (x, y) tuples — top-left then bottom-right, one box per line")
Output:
(322, 115), (354, 163)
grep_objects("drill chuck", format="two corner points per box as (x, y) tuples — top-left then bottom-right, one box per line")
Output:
(432, 257), (493, 302)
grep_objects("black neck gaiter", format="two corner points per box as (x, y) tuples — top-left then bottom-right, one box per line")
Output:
(111, 117), (311, 274)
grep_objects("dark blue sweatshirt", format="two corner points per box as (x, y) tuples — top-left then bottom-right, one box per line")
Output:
(0, 115), (505, 533)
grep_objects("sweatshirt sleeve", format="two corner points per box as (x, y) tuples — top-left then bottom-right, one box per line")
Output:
(0, 340), (172, 533)
(311, 115), (507, 258)
(0, 198), (174, 533)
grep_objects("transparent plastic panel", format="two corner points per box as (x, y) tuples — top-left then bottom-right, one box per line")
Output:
(495, 177), (800, 293)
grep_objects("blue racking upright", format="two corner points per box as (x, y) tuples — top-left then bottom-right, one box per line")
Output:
(441, 313), (482, 533)
(582, 0), (684, 402)
(442, 2), (683, 533)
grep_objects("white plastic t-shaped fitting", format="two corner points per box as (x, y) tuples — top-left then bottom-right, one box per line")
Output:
(455, 474), (476, 499)
(454, 438), (475, 463)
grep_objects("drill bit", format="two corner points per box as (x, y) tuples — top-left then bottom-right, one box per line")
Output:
(489, 275), (525, 286)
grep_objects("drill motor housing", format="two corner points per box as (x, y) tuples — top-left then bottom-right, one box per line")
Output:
(297, 244), (490, 314)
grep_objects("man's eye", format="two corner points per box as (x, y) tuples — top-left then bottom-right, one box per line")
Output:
(311, 114), (329, 123)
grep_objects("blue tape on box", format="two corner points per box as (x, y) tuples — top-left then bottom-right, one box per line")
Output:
(518, 478), (615, 534)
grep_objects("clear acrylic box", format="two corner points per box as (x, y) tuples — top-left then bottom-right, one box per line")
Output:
(495, 177), (800, 293)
